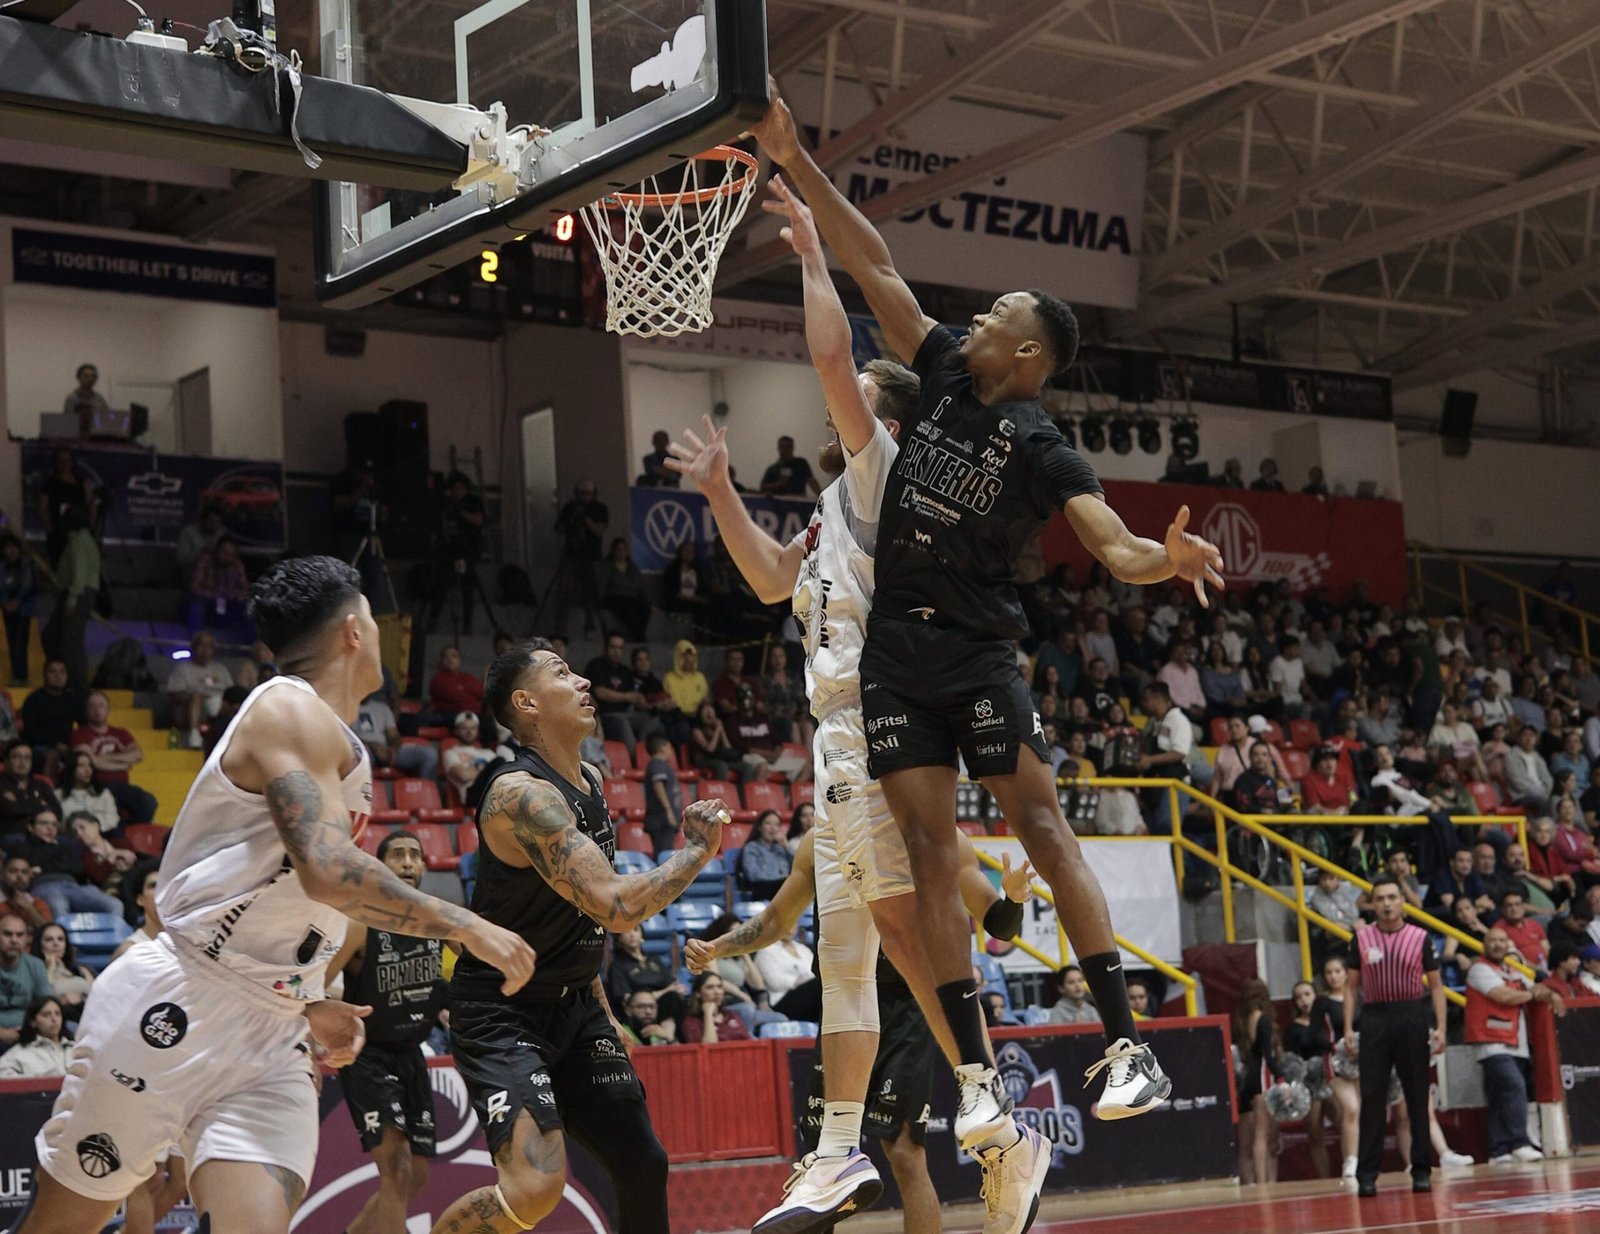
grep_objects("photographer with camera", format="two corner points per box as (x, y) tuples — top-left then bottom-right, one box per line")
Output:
(433, 472), (486, 636)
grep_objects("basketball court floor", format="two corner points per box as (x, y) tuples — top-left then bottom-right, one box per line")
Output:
(842, 1159), (1600, 1234)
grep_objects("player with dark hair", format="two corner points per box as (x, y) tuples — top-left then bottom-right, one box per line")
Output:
(13, 555), (535, 1234)
(428, 641), (730, 1234)
(751, 95), (1224, 1142)
(327, 829), (447, 1234)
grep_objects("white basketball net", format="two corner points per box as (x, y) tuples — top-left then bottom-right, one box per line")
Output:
(580, 148), (759, 338)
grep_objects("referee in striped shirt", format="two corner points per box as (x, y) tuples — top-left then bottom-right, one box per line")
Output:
(1342, 875), (1447, 1197)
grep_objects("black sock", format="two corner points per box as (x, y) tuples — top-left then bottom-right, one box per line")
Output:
(1079, 951), (1140, 1047)
(936, 979), (992, 1068)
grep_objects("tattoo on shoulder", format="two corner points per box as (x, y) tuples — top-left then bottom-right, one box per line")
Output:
(485, 774), (573, 841)
(265, 771), (324, 860)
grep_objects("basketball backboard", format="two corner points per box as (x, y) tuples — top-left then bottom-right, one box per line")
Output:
(314, 0), (767, 308)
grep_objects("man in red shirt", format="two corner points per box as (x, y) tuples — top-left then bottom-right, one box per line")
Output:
(68, 690), (157, 825)
(1525, 815), (1578, 908)
(427, 646), (484, 715)
(1496, 889), (1548, 971)
(1301, 745), (1356, 813)
(709, 647), (765, 721)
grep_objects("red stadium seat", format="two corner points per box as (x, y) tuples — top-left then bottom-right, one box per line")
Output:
(123, 824), (167, 858)
(722, 822), (752, 851)
(617, 822), (654, 853)
(396, 699), (422, 715)
(1281, 748), (1311, 784)
(456, 823), (479, 857)
(1289, 720), (1322, 751)
(357, 825), (387, 855)
(368, 780), (410, 826)
(790, 782), (814, 808)
(412, 823), (459, 871)
(1209, 718), (1231, 746)
(742, 781), (789, 816)
(604, 778), (647, 820)
(696, 780), (739, 805)
(416, 725), (450, 741)
(392, 777), (465, 823)
(372, 765), (398, 781)
(1466, 780), (1502, 814)
(1260, 720), (1286, 747)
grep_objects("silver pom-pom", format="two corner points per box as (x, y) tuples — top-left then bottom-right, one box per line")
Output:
(1266, 1079), (1312, 1123)
(1332, 1034), (1360, 1079)
(1278, 1054), (1308, 1085)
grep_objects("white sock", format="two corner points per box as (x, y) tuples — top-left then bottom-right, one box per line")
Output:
(976, 1120), (1022, 1154)
(816, 1101), (865, 1158)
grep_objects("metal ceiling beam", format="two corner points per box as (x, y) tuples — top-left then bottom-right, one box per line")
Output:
(722, 0), (1449, 288)
(1128, 146), (1600, 335)
(1378, 244), (1600, 374)
(771, 6), (858, 74)
(1144, 11), (1600, 288)
(808, 0), (1096, 172)
(1395, 310), (1600, 388)
(1149, 83), (1275, 163)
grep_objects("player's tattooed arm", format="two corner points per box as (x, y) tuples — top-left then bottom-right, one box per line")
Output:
(486, 772), (726, 930)
(686, 832), (813, 970)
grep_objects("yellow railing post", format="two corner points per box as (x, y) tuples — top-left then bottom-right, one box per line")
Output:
(1215, 807), (1235, 943)
(1291, 857), (1311, 981)
(1169, 783), (1184, 895)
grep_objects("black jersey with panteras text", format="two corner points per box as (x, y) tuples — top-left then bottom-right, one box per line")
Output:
(873, 326), (1103, 642)
(451, 745), (616, 1002)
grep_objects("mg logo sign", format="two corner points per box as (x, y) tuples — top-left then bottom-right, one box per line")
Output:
(1201, 504), (1260, 575)
(642, 500), (696, 559)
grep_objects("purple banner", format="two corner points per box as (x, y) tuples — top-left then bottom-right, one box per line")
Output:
(20, 442), (286, 551)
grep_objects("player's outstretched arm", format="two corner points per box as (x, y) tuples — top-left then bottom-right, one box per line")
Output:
(483, 772), (726, 930)
(1065, 495), (1226, 608)
(957, 835), (1033, 940)
(751, 89), (935, 364)
(235, 691), (535, 995)
(666, 415), (803, 602)
(685, 832), (816, 972)
(764, 175), (877, 456)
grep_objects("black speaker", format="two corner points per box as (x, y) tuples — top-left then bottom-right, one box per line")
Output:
(379, 400), (430, 474)
(1441, 389), (1477, 458)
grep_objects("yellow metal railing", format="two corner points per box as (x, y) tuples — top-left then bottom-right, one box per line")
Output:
(1044, 777), (1535, 1007)
(971, 847), (1201, 1017)
(1409, 539), (1598, 662)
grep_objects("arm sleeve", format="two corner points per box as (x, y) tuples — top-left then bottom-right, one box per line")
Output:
(1028, 434), (1104, 518)
(842, 418), (899, 524)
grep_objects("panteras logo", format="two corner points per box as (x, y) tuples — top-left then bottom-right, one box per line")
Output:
(1200, 503), (1330, 589)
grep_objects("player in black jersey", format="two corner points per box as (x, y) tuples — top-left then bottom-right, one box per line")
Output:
(428, 640), (729, 1234)
(688, 831), (1032, 1234)
(751, 95), (1223, 1134)
(326, 829), (447, 1234)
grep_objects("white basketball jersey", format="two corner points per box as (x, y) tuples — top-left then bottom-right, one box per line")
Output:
(789, 420), (899, 714)
(156, 675), (374, 1003)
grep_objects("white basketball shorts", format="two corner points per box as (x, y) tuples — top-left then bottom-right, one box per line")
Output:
(812, 702), (915, 916)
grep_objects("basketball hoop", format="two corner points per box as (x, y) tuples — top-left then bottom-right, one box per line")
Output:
(580, 145), (760, 338)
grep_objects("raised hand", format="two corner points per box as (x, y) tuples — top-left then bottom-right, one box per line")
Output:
(1164, 505), (1226, 608)
(762, 175), (822, 260)
(664, 414), (733, 495)
(305, 1000), (371, 1069)
(681, 798), (729, 854)
(1000, 851), (1036, 903)
(684, 936), (717, 975)
(749, 82), (800, 164)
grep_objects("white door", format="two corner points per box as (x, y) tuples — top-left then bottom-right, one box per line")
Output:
(520, 407), (560, 572)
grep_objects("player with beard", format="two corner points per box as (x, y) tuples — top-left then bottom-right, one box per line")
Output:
(14, 556), (534, 1234)
(666, 178), (1049, 1234)
(750, 94), (1224, 1141)
(427, 641), (729, 1234)
(327, 829), (448, 1234)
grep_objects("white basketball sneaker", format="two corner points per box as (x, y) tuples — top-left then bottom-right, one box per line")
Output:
(954, 1063), (1014, 1148)
(1085, 1038), (1171, 1120)
(1440, 1150), (1474, 1168)
(1341, 1155), (1358, 1180)
(752, 1149), (883, 1234)
(1511, 1145), (1543, 1163)
(977, 1124), (1052, 1234)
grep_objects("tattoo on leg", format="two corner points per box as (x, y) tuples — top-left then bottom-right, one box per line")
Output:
(434, 1186), (505, 1233)
(262, 1163), (305, 1215)
(523, 1128), (565, 1175)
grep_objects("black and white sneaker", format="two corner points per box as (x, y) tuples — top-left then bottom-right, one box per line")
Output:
(1085, 1037), (1171, 1120)
(954, 1063), (1015, 1148)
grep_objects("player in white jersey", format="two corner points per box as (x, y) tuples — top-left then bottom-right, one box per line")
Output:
(15, 556), (534, 1234)
(667, 178), (1051, 1234)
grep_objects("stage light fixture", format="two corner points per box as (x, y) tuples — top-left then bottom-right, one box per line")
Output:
(1137, 415), (1162, 455)
(1170, 416), (1200, 461)
(1080, 414), (1106, 453)
(1109, 414), (1134, 455)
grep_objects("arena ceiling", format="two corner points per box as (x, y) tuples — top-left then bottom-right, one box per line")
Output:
(11, 0), (1600, 399)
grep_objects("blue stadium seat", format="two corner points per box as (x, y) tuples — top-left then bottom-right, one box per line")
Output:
(685, 856), (728, 903)
(614, 850), (655, 875)
(670, 901), (721, 939)
(639, 913), (674, 958)
(759, 1020), (818, 1039)
(734, 900), (769, 920)
(62, 912), (132, 974)
(459, 850), (478, 902)
(974, 952), (1013, 1011)
(1019, 1006), (1053, 1026)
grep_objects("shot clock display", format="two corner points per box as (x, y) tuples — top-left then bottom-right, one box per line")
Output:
(397, 216), (586, 323)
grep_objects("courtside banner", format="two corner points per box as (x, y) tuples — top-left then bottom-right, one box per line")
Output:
(1555, 1003), (1600, 1146)
(785, 1019), (1237, 1200)
(630, 485), (814, 572)
(1041, 481), (1410, 604)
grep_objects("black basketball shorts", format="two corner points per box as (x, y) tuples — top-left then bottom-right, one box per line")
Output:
(799, 982), (938, 1151)
(861, 619), (1049, 780)
(449, 989), (644, 1155)
(341, 1040), (437, 1156)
